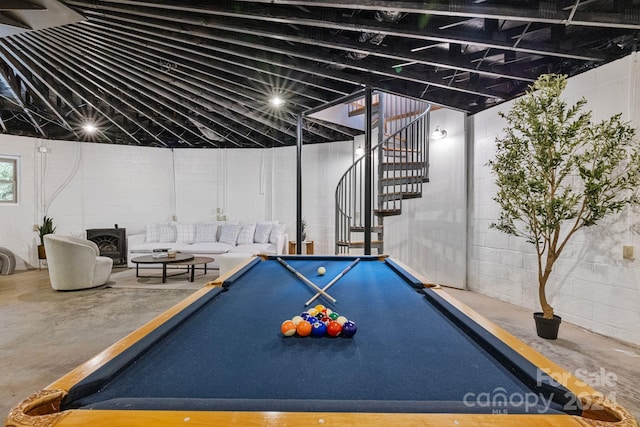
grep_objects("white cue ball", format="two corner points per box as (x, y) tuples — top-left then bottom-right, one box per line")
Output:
(318, 266), (326, 275)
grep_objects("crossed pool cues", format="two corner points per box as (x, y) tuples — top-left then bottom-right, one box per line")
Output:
(276, 257), (361, 306)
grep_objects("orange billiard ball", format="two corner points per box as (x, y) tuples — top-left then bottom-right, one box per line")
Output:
(296, 320), (312, 337)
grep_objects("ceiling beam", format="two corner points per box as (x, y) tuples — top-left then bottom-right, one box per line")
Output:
(230, 0), (640, 29)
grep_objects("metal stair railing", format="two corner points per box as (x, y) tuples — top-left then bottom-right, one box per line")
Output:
(335, 97), (430, 254)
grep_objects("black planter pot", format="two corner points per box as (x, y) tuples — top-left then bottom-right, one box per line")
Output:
(533, 312), (561, 340)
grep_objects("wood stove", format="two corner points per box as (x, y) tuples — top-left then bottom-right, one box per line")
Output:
(86, 228), (127, 265)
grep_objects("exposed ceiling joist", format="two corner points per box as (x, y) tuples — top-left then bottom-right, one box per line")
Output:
(0, 0), (636, 147)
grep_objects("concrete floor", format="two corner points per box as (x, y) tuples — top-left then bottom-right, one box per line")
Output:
(1, 269), (639, 422)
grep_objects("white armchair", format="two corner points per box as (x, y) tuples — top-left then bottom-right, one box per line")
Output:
(44, 235), (113, 291)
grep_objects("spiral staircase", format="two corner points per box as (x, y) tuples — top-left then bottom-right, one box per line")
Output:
(335, 92), (431, 254)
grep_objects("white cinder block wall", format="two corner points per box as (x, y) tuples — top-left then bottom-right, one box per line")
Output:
(384, 107), (467, 288)
(469, 54), (640, 345)
(0, 136), (174, 269)
(271, 140), (354, 254)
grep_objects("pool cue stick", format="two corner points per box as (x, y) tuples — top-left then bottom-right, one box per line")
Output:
(276, 257), (337, 303)
(305, 258), (361, 307)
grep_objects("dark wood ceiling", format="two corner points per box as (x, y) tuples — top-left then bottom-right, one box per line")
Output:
(0, 0), (639, 148)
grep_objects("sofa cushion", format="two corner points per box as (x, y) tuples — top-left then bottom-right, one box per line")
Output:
(237, 223), (256, 245)
(145, 224), (160, 243)
(269, 224), (287, 244)
(230, 243), (276, 255)
(173, 242), (232, 255)
(195, 223), (218, 242)
(219, 223), (240, 245)
(158, 223), (177, 243)
(254, 223), (273, 244)
(176, 223), (196, 244)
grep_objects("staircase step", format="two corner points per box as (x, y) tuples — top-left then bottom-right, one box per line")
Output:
(336, 240), (384, 248)
(381, 162), (425, 172)
(382, 144), (419, 153)
(380, 176), (423, 186)
(374, 208), (402, 217)
(379, 191), (421, 202)
(349, 225), (384, 233)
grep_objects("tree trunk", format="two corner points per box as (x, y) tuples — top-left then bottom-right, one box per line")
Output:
(538, 252), (556, 319)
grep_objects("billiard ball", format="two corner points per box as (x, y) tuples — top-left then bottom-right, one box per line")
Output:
(296, 320), (312, 337)
(328, 312), (339, 321)
(291, 315), (303, 326)
(342, 320), (357, 337)
(300, 313), (312, 321)
(307, 308), (319, 316)
(336, 315), (348, 326)
(326, 321), (342, 337)
(314, 304), (325, 313)
(311, 321), (327, 337)
(281, 320), (297, 337)
(317, 266), (326, 275)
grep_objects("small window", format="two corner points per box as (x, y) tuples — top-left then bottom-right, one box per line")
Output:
(0, 157), (17, 204)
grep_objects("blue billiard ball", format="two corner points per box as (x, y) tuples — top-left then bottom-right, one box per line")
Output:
(311, 321), (327, 337)
(342, 320), (357, 337)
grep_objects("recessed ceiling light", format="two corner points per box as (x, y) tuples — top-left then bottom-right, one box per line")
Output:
(270, 96), (284, 107)
(83, 123), (97, 134)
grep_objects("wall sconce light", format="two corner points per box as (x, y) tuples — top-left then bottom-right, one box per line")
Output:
(355, 144), (364, 157)
(431, 126), (447, 140)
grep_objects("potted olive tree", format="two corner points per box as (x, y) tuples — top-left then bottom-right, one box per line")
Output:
(36, 216), (56, 259)
(488, 74), (640, 339)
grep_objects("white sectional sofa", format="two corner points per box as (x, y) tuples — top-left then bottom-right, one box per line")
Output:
(127, 222), (288, 269)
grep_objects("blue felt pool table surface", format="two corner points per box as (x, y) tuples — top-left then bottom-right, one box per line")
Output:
(58, 255), (579, 415)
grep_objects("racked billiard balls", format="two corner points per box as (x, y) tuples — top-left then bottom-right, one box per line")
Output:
(342, 320), (357, 337)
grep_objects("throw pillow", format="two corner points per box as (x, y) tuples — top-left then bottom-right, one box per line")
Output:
(176, 223), (196, 244)
(158, 223), (177, 243)
(219, 223), (240, 245)
(254, 223), (273, 244)
(269, 224), (286, 244)
(145, 224), (160, 243)
(237, 223), (257, 245)
(194, 223), (218, 243)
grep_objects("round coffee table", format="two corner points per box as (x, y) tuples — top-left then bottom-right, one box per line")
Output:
(131, 253), (194, 283)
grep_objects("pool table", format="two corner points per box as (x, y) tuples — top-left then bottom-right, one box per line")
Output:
(7, 255), (636, 427)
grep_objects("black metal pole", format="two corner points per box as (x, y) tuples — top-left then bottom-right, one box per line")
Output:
(296, 113), (303, 254)
(364, 87), (372, 255)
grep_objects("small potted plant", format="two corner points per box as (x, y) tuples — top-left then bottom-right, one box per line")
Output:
(36, 216), (56, 259)
(488, 74), (640, 339)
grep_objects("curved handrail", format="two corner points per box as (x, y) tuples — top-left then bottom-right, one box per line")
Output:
(335, 102), (430, 253)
